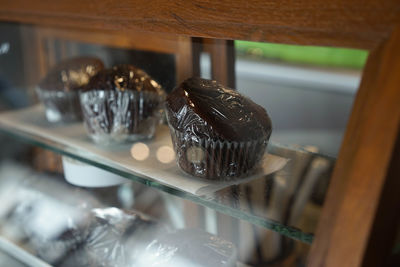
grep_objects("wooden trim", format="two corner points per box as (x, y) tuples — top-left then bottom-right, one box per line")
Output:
(361, 132), (400, 267)
(19, 25), (43, 87)
(205, 39), (236, 89)
(1, 0), (399, 48)
(183, 201), (205, 228)
(45, 37), (57, 68)
(308, 26), (400, 267)
(175, 36), (195, 84)
(5, 2), (400, 266)
(35, 27), (183, 54)
(191, 37), (202, 77)
(33, 27), (195, 86)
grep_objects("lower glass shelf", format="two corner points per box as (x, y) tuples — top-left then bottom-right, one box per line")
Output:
(0, 236), (50, 267)
(0, 105), (336, 244)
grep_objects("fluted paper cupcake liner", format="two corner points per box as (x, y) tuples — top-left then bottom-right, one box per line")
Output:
(80, 90), (165, 144)
(169, 127), (268, 181)
(36, 87), (82, 123)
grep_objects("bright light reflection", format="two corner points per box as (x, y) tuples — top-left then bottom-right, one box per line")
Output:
(276, 175), (287, 187)
(130, 142), (150, 161)
(156, 146), (175, 164)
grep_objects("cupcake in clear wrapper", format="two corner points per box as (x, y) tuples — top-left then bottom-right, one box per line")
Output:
(165, 77), (272, 180)
(36, 57), (104, 123)
(79, 64), (166, 144)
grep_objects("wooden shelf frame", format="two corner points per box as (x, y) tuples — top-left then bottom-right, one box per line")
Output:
(1, 0), (400, 49)
(1, 1), (400, 266)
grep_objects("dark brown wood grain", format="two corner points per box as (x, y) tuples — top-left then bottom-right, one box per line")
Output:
(3, 2), (400, 266)
(31, 27), (195, 85)
(1, 0), (400, 48)
(361, 132), (400, 267)
(205, 39), (236, 89)
(175, 36), (195, 83)
(35, 27), (184, 54)
(19, 26), (44, 87)
(308, 26), (400, 267)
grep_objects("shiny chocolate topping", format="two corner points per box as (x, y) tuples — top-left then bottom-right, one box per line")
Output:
(38, 57), (104, 91)
(82, 64), (163, 94)
(166, 77), (272, 142)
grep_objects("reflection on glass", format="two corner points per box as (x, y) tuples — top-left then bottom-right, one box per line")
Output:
(130, 143), (150, 161)
(156, 146), (175, 164)
(275, 175), (287, 187)
(0, 42), (10, 55)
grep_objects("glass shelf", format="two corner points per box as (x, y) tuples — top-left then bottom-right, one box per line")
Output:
(0, 105), (336, 244)
(0, 237), (50, 267)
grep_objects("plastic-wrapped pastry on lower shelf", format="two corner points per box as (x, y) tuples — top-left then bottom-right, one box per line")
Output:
(134, 228), (237, 267)
(60, 207), (168, 267)
(11, 195), (92, 264)
(0, 163), (238, 266)
(0, 163), (101, 264)
(60, 209), (238, 267)
(0, 180), (96, 263)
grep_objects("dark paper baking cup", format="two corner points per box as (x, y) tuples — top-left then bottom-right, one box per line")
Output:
(36, 87), (82, 123)
(169, 127), (268, 180)
(80, 90), (165, 144)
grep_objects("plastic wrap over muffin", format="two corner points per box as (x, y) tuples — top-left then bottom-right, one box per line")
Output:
(136, 228), (237, 267)
(61, 207), (167, 267)
(36, 57), (104, 123)
(79, 64), (166, 144)
(166, 77), (272, 180)
(0, 167), (238, 266)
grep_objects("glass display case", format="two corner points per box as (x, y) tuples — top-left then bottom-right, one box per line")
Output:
(0, 2), (399, 267)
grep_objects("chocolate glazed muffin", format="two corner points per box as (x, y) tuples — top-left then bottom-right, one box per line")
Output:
(166, 77), (272, 180)
(36, 57), (104, 123)
(79, 64), (165, 144)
